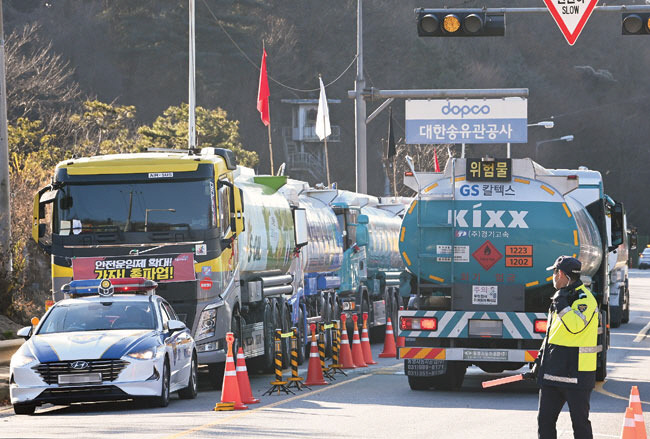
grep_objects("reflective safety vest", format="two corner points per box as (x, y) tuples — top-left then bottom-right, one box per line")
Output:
(547, 284), (599, 372)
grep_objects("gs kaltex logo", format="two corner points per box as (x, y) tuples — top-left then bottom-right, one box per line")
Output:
(447, 204), (529, 229)
(441, 102), (491, 118)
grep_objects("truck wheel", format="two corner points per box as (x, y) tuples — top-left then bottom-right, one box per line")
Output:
(610, 305), (622, 329)
(622, 289), (630, 324)
(13, 404), (36, 415)
(281, 304), (292, 368)
(297, 306), (306, 365)
(207, 362), (225, 389)
(408, 375), (432, 391)
(431, 362), (467, 391)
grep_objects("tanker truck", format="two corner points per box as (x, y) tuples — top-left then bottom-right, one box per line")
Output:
(397, 157), (625, 390)
(32, 148), (309, 380)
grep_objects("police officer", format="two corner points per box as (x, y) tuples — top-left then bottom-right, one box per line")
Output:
(535, 256), (599, 439)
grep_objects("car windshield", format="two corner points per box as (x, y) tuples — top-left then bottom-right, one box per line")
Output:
(643, 249), (650, 255)
(38, 301), (156, 334)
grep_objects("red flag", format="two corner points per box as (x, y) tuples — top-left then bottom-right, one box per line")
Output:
(434, 150), (440, 172)
(257, 49), (270, 126)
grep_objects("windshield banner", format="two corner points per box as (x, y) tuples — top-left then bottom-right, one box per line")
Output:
(72, 253), (196, 283)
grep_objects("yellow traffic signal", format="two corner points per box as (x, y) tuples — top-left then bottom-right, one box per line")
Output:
(416, 9), (505, 37)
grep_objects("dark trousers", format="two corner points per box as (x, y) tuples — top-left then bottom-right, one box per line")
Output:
(538, 385), (593, 439)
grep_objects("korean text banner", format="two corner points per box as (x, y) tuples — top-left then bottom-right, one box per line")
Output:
(405, 98), (527, 144)
(72, 253), (196, 283)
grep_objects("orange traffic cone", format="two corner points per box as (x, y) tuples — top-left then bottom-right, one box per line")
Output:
(379, 317), (397, 358)
(351, 314), (367, 368)
(396, 306), (406, 350)
(629, 386), (647, 439)
(339, 313), (357, 369)
(236, 347), (259, 404)
(304, 323), (329, 386)
(215, 333), (248, 411)
(360, 312), (376, 365)
(622, 407), (638, 439)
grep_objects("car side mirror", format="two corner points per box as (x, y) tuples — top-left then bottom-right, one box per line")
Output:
(17, 326), (32, 339)
(167, 319), (186, 332)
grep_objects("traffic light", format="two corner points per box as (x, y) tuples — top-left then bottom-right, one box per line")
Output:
(416, 9), (505, 37)
(622, 13), (650, 35)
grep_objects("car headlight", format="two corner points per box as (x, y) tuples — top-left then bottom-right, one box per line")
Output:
(126, 346), (158, 361)
(11, 349), (38, 368)
(196, 307), (217, 341)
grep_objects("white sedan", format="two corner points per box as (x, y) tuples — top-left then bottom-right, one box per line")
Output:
(10, 278), (197, 415)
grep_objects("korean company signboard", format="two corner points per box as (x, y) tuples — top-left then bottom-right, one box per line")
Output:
(405, 98), (527, 144)
(73, 253), (196, 283)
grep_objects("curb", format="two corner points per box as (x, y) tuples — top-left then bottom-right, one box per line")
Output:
(0, 339), (23, 366)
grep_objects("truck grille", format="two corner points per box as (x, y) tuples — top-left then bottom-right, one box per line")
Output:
(33, 360), (129, 385)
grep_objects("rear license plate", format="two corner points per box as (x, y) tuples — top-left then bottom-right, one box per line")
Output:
(463, 350), (508, 361)
(405, 359), (447, 377)
(58, 373), (102, 385)
(468, 319), (503, 337)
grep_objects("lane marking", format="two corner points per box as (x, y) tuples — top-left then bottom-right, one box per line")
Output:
(634, 321), (650, 343)
(594, 381), (650, 406)
(165, 363), (401, 438)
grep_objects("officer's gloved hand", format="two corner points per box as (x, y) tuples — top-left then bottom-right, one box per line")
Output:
(524, 355), (541, 380)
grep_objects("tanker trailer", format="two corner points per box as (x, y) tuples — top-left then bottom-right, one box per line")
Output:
(225, 170), (308, 372)
(397, 157), (624, 390)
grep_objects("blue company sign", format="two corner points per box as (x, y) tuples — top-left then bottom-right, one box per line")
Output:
(405, 98), (528, 144)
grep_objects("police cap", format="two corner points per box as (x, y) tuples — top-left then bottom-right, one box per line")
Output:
(546, 255), (581, 275)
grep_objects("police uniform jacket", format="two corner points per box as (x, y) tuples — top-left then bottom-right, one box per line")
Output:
(537, 281), (599, 390)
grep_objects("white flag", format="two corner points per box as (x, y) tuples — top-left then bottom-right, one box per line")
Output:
(315, 77), (331, 140)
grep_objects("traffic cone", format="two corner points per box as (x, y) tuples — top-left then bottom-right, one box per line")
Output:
(360, 312), (376, 365)
(351, 314), (367, 368)
(214, 333), (248, 411)
(629, 386), (647, 439)
(622, 407), (638, 439)
(396, 306), (406, 351)
(236, 347), (259, 404)
(379, 317), (397, 358)
(339, 314), (357, 370)
(304, 323), (328, 386)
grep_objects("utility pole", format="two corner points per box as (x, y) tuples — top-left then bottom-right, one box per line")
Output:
(188, 0), (196, 151)
(0, 0), (12, 271)
(354, 0), (367, 194)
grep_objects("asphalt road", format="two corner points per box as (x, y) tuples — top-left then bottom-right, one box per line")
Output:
(2, 271), (649, 438)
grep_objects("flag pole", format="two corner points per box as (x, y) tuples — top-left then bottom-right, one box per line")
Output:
(267, 115), (274, 176)
(392, 155), (397, 196)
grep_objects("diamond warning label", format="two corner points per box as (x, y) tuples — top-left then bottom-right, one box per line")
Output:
(472, 241), (502, 271)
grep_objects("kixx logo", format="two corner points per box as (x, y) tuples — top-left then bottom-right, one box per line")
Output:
(442, 102), (491, 118)
(447, 204), (528, 228)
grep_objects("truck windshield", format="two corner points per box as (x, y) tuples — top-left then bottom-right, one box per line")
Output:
(54, 179), (214, 233)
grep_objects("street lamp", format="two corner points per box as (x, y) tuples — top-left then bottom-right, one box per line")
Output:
(528, 120), (554, 129)
(535, 135), (574, 162)
(144, 208), (176, 232)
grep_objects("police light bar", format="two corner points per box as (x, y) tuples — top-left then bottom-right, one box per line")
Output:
(62, 278), (158, 298)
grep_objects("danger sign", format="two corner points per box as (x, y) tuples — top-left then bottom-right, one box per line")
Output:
(200, 278), (213, 290)
(472, 241), (503, 271)
(543, 0), (599, 45)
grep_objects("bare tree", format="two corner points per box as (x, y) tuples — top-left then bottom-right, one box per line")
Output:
(383, 142), (451, 197)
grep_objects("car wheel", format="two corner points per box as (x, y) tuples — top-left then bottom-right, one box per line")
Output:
(154, 359), (171, 407)
(13, 404), (36, 415)
(178, 353), (198, 399)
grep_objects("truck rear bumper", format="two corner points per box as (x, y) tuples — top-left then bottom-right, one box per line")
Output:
(399, 347), (539, 363)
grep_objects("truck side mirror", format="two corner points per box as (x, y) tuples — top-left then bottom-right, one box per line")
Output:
(609, 202), (624, 249)
(293, 208), (309, 249)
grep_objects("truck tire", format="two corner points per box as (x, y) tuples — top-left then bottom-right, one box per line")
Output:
(297, 306), (306, 365)
(431, 361), (467, 391)
(610, 305), (622, 328)
(408, 375), (432, 391)
(281, 303), (292, 368)
(207, 362), (225, 389)
(622, 288), (630, 324)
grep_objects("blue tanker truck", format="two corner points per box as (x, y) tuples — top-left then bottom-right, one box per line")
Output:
(397, 157), (625, 390)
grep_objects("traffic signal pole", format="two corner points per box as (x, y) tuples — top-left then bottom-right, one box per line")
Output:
(354, 0), (367, 194)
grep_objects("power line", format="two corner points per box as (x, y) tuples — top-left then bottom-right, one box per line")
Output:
(199, 0), (357, 92)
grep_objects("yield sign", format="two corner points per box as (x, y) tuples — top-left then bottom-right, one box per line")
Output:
(543, 0), (599, 46)
(472, 241), (502, 271)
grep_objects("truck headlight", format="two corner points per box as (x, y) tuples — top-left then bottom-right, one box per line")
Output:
(196, 307), (217, 341)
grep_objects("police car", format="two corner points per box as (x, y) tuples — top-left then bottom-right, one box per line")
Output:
(9, 278), (197, 415)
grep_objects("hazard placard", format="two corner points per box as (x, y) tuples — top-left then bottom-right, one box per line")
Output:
(472, 241), (502, 271)
(200, 278), (213, 290)
(543, 0), (599, 46)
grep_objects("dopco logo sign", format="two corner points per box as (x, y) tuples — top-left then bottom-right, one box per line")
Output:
(441, 102), (491, 118)
(447, 204), (529, 229)
(544, 0), (599, 45)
